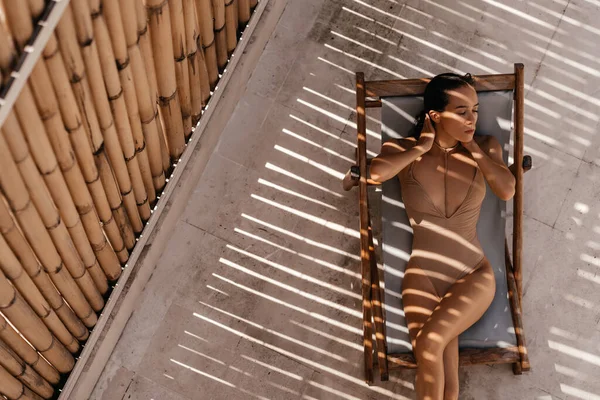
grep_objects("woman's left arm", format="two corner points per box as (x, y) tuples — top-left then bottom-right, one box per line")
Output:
(462, 136), (516, 201)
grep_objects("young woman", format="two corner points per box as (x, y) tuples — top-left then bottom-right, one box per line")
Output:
(369, 73), (516, 399)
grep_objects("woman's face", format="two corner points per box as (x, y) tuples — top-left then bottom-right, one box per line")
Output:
(431, 84), (479, 142)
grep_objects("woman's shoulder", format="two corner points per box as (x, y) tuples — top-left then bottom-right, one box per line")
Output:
(474, 135), (503, 154)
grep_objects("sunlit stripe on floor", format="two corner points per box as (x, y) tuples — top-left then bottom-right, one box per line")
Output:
(330, 30), (383, 54)
(288, 114), (377, 158)
(324, 43), (406, 79)
(307, 380), (364, 400)
(302, 87), (353, 113)
(240, 354), (303, 380)
(241, 214), (360, 260)
(554, 364), (589, 380)
(170, 359), (270, 400)
(193, 311), (411, 399)
(296, 98), (382, 140)
(197, 300), (352, 363)
(289, 320), (363, 351)
(577, 269), (600, 285)
(184, 330), (208, 342)
(560, 384), (600, 400)
(226, 244), (361, 299)
(563, 293), (596, 310)
(206, 285), (230, 296)
(258, 178), (340, 210)
(317, 56), (355, 75)
(526, 43), (600, 78)
(580, 253), (600, 267)
(274, 145), (346, 179)
(219, 257), (362, 317)
(178, 344), (226, 365)
(548, 340), (600, 366)
(213, 273), (363, 335)
(234, 228), (361, 279)
(250, 194), (360, 239)
(265, 163), (344, 197)
(353, 25), (397, 46)
(281, 126), (355, 163)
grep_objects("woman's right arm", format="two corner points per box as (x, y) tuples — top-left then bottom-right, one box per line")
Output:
(370, 114), (436, 183)
(369, 140), (426, 183)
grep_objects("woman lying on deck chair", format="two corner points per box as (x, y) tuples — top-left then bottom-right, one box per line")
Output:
(366, 73), (515, 400)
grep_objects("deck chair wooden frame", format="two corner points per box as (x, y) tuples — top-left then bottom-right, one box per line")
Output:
(351, 64), (531, 384)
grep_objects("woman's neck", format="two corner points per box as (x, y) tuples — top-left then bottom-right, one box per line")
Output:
(433, 129), (460, 151)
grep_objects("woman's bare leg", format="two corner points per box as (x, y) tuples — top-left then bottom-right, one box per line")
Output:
(402, 266), (443, 398)
(412, 260), (496, 400)
(443, 337), (459, 400)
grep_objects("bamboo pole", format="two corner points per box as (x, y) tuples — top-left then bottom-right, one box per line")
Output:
(0, 13), (110, 293)
(43, 34), (129, 266)
(0, 156), (98, 328)
(0, 207), (88, 341)
(233, 0), (239, 32)
(2, 0), (33, 51)
(212, 0), (228, 71)
(64, 2), (144, 236)
(0, 14), (15, 79)
(96, 153), (136, 254)
(170, 0), (193, 136)
(135, 0), (172, 177)
(103, 0), (156, 206)
(238, 0), (251, 24)
(93, 7), (152, 223)
(184, 0), (209, 125)
(0, 341), (53, 399)
(250, 0), (257, 8)
(66, 0), (143, 234)
(28, 61), (115, 291)
(28, 0), (45, 20)
(0, 270), (74, 373)
(224, 0), (238, 56)
(11, 88), (105, 310)
(147, 0), (186, 159)
(0, 6), (115, 289)
(119, 0), (166, 193)
(0, 363), (43, 400)
(0, 315), (58, 386)
(57, 6), (103, 152)
(195, 0), (219, 89)
(55, 7), (136, 250)
(0, 234), (78, 354)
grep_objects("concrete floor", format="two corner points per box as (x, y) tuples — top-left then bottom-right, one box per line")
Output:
(91, 0), (600, 399)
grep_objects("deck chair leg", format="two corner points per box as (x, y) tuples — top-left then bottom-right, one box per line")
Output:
(356, 71), (374, 384)
(368, 221), (389, 381)
(361, 249), (374, 385)
(505, 239), (531, 373)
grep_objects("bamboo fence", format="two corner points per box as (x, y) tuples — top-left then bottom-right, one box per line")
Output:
(0, 0), (257, 397)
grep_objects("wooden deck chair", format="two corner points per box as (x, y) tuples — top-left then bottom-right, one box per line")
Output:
(347, 64), (532, 384)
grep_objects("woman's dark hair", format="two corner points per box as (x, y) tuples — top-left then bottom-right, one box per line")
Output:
(411, 72), (475, 138)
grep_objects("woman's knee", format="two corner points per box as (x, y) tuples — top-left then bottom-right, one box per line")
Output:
(414, 330), (446, 364)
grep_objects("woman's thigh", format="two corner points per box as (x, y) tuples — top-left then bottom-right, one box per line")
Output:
(417, 259), (496, 349)
(401, 264), (442, 348)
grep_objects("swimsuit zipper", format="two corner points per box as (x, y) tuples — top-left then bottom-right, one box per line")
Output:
(444, 151), (448, 218)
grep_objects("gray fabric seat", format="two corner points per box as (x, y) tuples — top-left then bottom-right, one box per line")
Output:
(381, 91), (517, 355)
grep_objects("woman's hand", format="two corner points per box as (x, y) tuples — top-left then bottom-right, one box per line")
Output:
(460, 137), (479, 153)
(416, 113), (435, 153)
